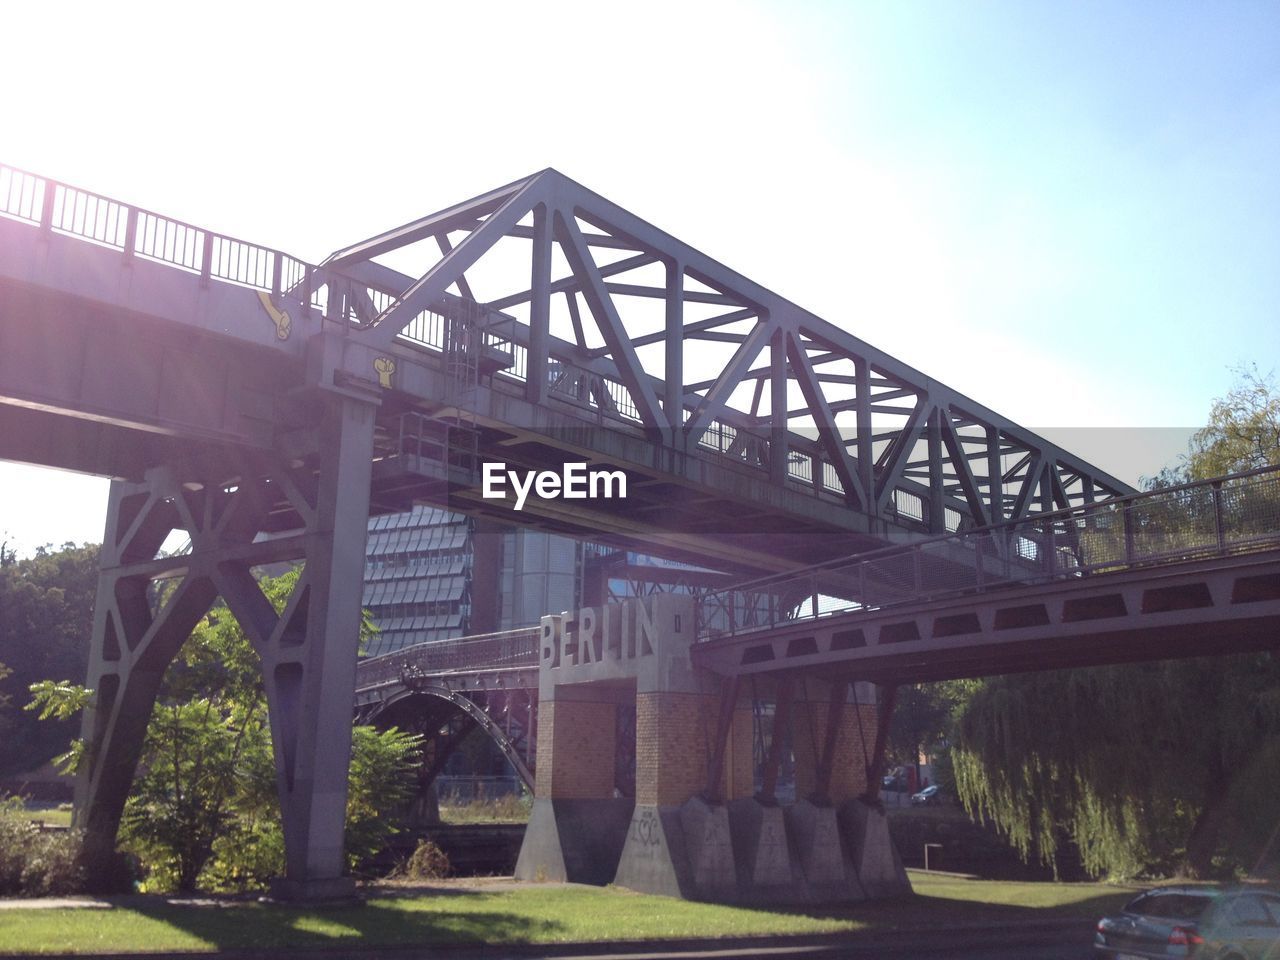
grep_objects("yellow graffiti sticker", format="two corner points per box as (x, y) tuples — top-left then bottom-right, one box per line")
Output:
(373, 357), (396, 389)
(256, 291), (292, 341)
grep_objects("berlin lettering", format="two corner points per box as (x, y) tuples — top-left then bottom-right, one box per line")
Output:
(481, 462), (627, 512)
(541, 601), (660, 669)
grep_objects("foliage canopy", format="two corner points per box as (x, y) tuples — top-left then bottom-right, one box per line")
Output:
(0, 543), (98, 776)
(27, 569), (420, 893)
(950, 366), (1280, 880)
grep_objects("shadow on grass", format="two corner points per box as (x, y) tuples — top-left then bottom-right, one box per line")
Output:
(119, 890), (568, 952)
(786, 883), (1137, 930)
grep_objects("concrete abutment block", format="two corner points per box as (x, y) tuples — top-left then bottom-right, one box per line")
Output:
(514, 798), (633, 885)
(839, 798), (912, 898)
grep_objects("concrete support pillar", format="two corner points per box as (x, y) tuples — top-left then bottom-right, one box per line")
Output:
(517, 690), (631, 885)
(260, 395), (375, 899)
(634, 689), (751, 807)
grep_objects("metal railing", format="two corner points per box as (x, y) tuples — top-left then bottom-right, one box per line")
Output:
(698, 463), (1280, 640)
(355, 626), (540, 690)
(1, 162), (315, 303)
(547, 357), (642, 424)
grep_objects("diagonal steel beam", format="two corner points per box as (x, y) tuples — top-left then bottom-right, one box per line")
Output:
(459, 221), (640, 251)
(364, 176), (550, 352)
(940, 407), (991, 526)
(1010, 453), (1047, 520)
(322, 172), (537, 269)
(875, 397), (930, 512)
(554, 209), (663, 430)
(605, 282), (740, 306)
(627, 308), (758, 351)
(786, 329), (866, 508)
(685, 318), (778, 439)
(435, 234), (476, 302)
(485, 252), (656, 311)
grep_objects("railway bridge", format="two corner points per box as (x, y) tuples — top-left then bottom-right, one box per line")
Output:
(1, 161), (1275, 900)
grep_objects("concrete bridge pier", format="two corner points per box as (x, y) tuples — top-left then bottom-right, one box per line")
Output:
(514, 595), (909, 903)
(74, 392), (378, 899)
(790, 678), (908, 899)
(611, 638), (754, 901)
(514, 681), (634, 885)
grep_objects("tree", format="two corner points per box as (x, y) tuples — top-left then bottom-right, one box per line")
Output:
(950, 367), (1280, 880)
(951, 656), (1280, 879)
(888, 683), (963, 783)
(0, 543), (99, 776)
(1186, 365), (1280, 479)
(0, 662), (10, 743)
(29, 570), (420, 892)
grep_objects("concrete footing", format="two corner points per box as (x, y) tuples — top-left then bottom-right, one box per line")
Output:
(787, 799), (867, 901)
(839, 798), (911, 898)
(521, 794), (911, 905)
(727, 798), (804, 903)
(514, 798), (633, 885)
(613, 799), (736, 900)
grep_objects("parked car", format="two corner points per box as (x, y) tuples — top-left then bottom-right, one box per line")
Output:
(882, 773), (908, 792)
(909, 784), (942, 805)
(1094, 885), (1280, 959)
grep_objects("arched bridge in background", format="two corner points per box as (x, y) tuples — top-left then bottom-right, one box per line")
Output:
(354, 627), (540, 795)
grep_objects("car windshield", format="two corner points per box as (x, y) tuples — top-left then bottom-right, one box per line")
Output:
(1125, 892), (1214, 920)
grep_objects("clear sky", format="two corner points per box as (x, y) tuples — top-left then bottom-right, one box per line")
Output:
(1, 0), (1277, 556)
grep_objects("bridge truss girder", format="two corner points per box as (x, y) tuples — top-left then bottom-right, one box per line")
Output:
(318, 169), (1133, 539)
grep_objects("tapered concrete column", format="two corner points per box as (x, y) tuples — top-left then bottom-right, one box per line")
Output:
(517, 682), (629, 885)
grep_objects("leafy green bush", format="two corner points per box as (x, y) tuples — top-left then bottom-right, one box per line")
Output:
(0, 797), (84, 896)
(28, 571), (421, 894)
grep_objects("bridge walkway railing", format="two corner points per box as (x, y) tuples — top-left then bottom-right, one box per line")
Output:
(355, 626), (540, 694)
(1, 162), (321, 305)
(697, 463), (1280, 641)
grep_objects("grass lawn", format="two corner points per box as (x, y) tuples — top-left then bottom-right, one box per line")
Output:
(0, 873), (1142, 955)
(908, 871), (1141, 915)
(12, 805), (72, 828)
(436, 794), (530, 824)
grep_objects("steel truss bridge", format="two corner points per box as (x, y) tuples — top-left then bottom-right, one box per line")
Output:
(0, 161), (1133, 574)
(1, 160), (1270, 893)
